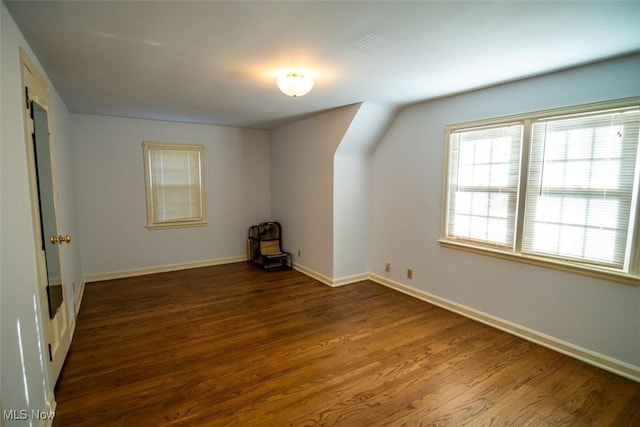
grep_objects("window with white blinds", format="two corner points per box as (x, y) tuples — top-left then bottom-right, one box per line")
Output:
(446, 124), (523, 248)
(441, 99), (640, 283)
(523, 109), (640, 270)
(143, 142), (206, 229)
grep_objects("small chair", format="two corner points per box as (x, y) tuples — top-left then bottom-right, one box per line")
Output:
(247, 222), (292, 271)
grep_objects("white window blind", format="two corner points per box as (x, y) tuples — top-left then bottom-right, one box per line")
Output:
(523, 109), (640, 269)
(143, 142), (205, 228)
(446, 124), (523, 248)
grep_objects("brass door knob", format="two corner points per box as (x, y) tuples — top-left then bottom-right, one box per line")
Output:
(61, 235), (71, 244)
(50, 235), (60, 244)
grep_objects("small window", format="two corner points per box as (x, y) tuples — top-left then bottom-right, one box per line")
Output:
(441, 99), (640, 284)
(143, 142), (206, 229)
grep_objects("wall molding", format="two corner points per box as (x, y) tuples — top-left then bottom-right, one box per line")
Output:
(83, 255), (247, 284)
(293, 263), (333, 286)
(293, 263), (368, 287)
(332, 272), (369, 287)
(368, 273), (640, 383)
(75, 279), (86, 317)
(68, 278), (87, 340)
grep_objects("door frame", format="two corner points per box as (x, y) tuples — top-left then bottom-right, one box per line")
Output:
(19, 47), (72, 386)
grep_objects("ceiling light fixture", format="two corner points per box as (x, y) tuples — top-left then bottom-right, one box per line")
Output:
(276, 71), (314, 97)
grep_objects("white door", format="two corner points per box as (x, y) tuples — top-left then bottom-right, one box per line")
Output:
(21, 49), (72, 384)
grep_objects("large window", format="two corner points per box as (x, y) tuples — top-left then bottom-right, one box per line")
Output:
(143, 142), (206, 229)
(442, 99), (640, 284)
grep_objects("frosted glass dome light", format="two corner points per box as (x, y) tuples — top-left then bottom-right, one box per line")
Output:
(276, 72), (314, 97)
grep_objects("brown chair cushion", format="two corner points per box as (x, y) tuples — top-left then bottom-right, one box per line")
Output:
(260, 240), (281, 256)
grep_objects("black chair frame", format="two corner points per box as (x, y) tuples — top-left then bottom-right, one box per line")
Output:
(247, 221), (292, 271)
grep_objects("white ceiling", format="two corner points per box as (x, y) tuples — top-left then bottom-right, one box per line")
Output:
(5, 1), (640, 130)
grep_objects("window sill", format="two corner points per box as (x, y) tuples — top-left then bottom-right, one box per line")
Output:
(438, 239), (639, 287)
(146, 221), (208, 230)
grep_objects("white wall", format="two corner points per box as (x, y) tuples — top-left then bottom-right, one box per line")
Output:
(333, 153), (370, 279)
(370, 53), (640, 369)
(333, 102), (398, 280)
(71, 114), (271, 277)
(1, 1), (81, 423)
(271, 105), (360, 278)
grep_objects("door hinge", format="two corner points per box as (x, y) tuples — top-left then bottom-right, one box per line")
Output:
(25, 87), (30, 109)
(48, 343), (53, 362)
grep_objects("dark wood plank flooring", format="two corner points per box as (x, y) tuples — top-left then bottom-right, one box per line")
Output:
(53, 262), (640, 426)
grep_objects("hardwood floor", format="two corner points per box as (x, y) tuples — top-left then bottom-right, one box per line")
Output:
(54, 262), (640, 426)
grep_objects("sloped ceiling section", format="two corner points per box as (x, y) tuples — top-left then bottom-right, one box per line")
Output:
(336, 103), (399, 155)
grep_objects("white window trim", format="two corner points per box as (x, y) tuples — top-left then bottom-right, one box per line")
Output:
(143, 141), (207, 230)
(440, 97), (640, 286)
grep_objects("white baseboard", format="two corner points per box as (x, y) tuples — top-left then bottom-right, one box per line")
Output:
(82, 255), (247, 283)
(332, 272), (369, 287)
(293, 264), (368, 287)
(68, 278), (86, 339)
(75, 279), (86, 317)
(293, 264), (333, 286)
(368, 273), (640, 383)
